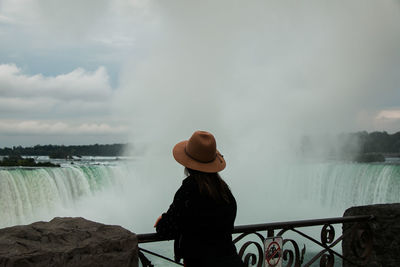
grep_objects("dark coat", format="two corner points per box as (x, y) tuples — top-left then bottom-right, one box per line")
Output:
(156, 175), (244, 267)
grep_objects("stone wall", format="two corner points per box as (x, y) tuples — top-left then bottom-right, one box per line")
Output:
(0, 217), (138, 267)
(343, 203), (400, 267)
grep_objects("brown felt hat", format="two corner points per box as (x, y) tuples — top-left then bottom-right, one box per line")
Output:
(173, 131), (226, 173)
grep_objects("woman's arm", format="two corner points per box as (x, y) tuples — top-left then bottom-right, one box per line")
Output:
(155, 180), (193, 239)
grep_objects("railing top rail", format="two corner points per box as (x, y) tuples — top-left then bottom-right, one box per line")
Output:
(233, 214), (373, 233)
(137, 214), (373, 243)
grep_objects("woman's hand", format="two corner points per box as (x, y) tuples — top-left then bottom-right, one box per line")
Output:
(154, 215), (162, 228)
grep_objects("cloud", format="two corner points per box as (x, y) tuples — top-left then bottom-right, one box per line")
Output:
(0, 0), (150, 86)
(0, 15), (14, 24)
(33, 0), (110, 36)
(0, 97), (56, 113)
(0, 64), (112, 101)
(0, 120), (128, 135)
(0, 64), (128, 144)
(1, 0), (109, 38)
(376, 109), (400, 120)
(0, 97), (113, 120)
(0, 0), (148, 46)
(372, 109), (400, 132)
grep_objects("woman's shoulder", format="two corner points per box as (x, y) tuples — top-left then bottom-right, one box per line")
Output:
(173, 175), (199, 202)
(181, 175), (198, 189)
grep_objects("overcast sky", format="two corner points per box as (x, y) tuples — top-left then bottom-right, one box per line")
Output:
(0, 0), (399, 148)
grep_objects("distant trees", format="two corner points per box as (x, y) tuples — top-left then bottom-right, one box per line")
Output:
(299, 131), (400, 162)
(357, 131), (400, 154)
(0, 156), (60, 167)
(353, 153), (385, 163)
(0, 144), (130, 158)
(2, 131), (400, 161)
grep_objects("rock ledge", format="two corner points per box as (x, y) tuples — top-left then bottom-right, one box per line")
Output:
(0, 217), (138, 267)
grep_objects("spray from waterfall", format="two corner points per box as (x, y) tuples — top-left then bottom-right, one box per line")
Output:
(112, 0), (400, 228)
(2, 1), (399, 234)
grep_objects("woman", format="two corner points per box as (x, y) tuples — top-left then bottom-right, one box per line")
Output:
(154, 130), (244, 267)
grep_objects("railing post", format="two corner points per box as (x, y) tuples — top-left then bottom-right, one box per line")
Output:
(267, 229), (274, 238)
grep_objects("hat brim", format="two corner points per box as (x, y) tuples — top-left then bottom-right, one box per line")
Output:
(173, 140), (226, 173)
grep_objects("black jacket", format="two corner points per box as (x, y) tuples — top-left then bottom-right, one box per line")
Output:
(156, 175), (243, 266)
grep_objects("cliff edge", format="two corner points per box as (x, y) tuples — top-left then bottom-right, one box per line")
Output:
(0, 217), (138, 267)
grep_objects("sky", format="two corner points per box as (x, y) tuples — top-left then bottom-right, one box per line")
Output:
(0, 0), (400, 148)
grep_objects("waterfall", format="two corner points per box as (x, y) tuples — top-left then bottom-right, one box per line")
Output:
(229, 161), (400, 225)
(0, 165), (124, 228)
(276, 162), (400, 217)
(0, 161), (399, 231)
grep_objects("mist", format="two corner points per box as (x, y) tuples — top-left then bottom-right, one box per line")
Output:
(2, 0), (400, 249)
(107, 0), (400, 231)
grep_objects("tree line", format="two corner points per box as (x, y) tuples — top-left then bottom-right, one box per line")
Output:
(0, 156), (60, 167)
(300, 131), (400, 162)
(1, 131), (399, 160)
(355, 131), (400, 154)
(0, 144), (130, 158)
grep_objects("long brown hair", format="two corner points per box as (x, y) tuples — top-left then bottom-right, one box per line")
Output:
(185, 168), (232, 204)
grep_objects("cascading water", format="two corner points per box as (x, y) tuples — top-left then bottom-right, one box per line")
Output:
(1, 160), (399, 230)
(0, 164), (125, 228)
(223, 161), (400, 226)
(280, 162), (400, 213)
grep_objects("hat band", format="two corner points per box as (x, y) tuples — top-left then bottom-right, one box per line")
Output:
(184, 146), (217, 163)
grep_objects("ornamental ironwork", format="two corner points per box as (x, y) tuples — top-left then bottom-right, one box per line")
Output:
(137, 215), (374, 267)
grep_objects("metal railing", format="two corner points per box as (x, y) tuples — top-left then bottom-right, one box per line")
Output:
(137, 215), (374, 267)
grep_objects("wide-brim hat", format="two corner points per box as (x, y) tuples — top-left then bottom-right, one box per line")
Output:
(173, 131), (226, 173)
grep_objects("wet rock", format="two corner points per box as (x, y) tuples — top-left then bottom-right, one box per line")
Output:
(0, 217), (138, 267)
